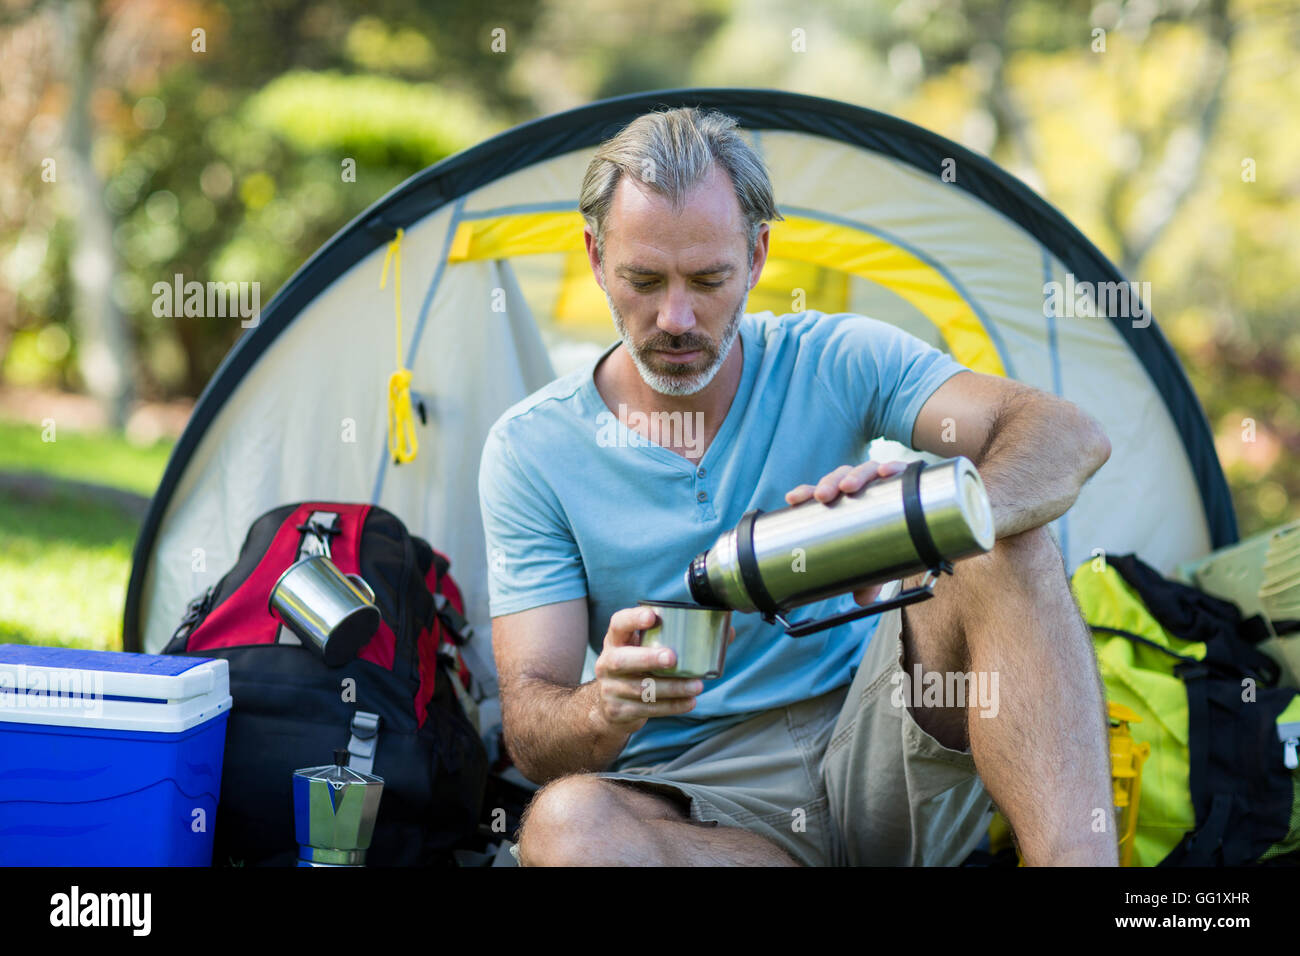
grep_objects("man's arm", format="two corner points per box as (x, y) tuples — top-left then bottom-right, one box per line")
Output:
(911, 370), (1111, 537)
(493, 598), (714, 785)
(493, 598), (624, 783)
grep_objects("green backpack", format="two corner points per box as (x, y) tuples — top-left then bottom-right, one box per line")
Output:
(1071, 554), (1300, 866)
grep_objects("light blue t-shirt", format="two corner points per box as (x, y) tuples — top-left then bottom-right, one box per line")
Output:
(478, 310), (968, 770)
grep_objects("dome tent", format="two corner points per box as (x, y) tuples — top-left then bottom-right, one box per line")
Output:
(123, 89), (1237, 721)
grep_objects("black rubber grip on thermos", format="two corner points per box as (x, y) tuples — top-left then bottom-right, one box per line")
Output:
(901, 460), (944, 570)
(736, 508), (781, 618)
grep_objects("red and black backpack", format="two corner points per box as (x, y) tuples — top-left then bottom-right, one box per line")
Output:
(165, 502), (488, 866)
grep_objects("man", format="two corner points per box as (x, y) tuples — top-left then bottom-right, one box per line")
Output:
(477, 106), (1116, 866)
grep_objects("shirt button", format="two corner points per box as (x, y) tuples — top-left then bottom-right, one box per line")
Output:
(697, 490), (708, 502)
(697, 466), (707, 478)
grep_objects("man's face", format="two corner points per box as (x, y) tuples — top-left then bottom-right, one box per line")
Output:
(587, 163), (766, 396)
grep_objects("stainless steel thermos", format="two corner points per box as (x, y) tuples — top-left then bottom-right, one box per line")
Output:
(685, 456), (995, 636)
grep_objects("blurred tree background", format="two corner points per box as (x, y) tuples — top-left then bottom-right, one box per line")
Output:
(0, 0), (1296, 644)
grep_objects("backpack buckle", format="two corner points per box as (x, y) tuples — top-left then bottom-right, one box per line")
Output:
(172, 585), (216, 643)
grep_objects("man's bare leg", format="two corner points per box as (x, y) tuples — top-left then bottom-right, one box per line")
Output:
(899, 525), (1117, 866)
(516, 774), (801, 866)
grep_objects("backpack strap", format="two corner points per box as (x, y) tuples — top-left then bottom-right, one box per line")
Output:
(423, 539), (496, 701)
(346, 710), (381, 775)
(433, 591), (474, 645)
(1089, 625), (1199, 663)
(1179, 660), (1215, 856)
(442, 654), (481, 733)
(274, 510), (341, 646)
(1162, 795), (1233, 866)
(1158, 660), (1235, 866)
(168, 585), (216, 649)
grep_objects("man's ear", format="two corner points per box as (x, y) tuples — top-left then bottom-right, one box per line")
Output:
(584, 226), (605, 292)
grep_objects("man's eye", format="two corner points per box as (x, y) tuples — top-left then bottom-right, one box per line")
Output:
(625, 278), (724, 290)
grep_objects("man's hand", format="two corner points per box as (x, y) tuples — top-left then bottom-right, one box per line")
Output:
(783, 459), (910, 607)
(592, 606), (735, 733)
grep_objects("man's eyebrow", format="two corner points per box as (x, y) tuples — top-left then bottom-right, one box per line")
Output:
(616, 263), (737, 277)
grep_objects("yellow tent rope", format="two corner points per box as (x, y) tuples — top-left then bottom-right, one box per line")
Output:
(380, 227), (418, 464)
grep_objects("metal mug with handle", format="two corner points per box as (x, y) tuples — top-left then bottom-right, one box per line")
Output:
(269, 554), (381, 667)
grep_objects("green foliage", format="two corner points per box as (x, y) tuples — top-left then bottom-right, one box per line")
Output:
(3, 218), (77, 390)
(344, 17), (436, 76)
(97, 61), (496, 395)
(245, 71), (499, 167)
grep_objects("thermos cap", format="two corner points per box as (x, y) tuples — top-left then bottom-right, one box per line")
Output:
(955, 459), (996, 551)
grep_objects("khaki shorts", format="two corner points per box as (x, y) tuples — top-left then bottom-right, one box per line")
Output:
(597, 606), (995, 866)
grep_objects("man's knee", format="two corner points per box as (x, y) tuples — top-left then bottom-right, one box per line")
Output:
(517, 774), (611, 866)
(904, 525), (1069, 649)
(994, 525), (1064, 571)
(516, 774), (680, 866)
(953, 525), (1067, 603)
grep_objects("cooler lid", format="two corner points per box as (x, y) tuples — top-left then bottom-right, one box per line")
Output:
(0, 644), (231, 733)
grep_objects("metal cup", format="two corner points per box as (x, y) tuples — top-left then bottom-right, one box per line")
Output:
(269, 555), (381, 667)
(636, 600), (731, 679)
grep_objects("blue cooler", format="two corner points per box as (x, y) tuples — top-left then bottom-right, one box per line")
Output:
(0, 644), (232, 866)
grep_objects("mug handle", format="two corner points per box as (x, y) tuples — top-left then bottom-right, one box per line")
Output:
(346, 574), (377, 605)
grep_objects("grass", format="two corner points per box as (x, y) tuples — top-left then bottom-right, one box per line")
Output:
(0, 419), (173, 497)
(0, 419), (174, 650)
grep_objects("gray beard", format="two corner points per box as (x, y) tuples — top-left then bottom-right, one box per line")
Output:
(606, 291), (746, 397)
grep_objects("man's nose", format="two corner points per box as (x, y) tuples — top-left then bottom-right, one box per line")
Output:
(657, 282), (696, 337)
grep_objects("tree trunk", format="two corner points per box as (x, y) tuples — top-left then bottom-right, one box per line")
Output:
(60, 0), (132, 430)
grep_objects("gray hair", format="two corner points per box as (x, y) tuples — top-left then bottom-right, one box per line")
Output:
(579, 107), (783, 263)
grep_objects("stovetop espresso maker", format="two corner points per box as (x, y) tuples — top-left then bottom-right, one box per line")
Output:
(292, 749), (385, 867)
